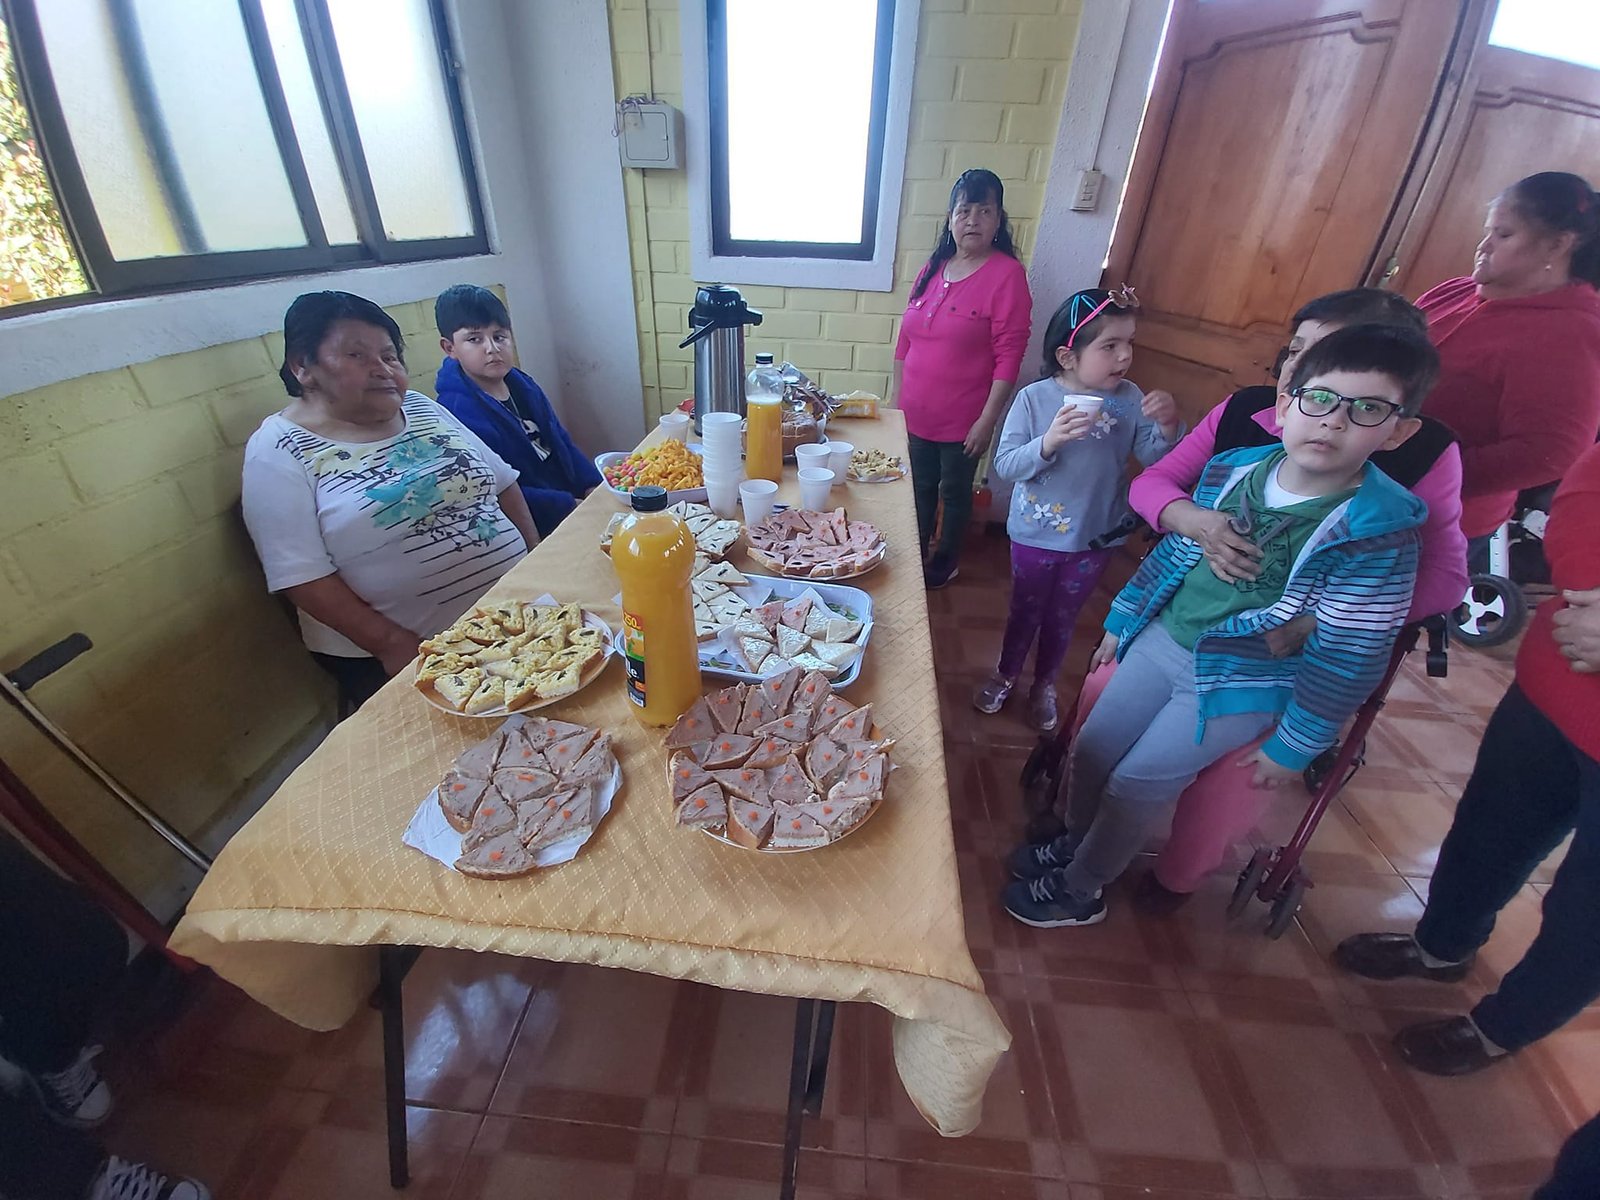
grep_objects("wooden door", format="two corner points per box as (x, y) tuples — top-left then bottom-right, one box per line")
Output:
(1376, 10), (1600, 297)
(1104, 0), (1467, 422)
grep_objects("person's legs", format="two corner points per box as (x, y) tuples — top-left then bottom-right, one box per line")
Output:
(1469, 745), (1600, 1050)
(907, 433), (944, 561)
(932, 442), (980, 566)
(1059, 632), (1273, 901)
(1032, 548), (1113, 687)
(1062, 625), (1194, 842)
(1413, 685), (1579, 963)
(1534, 1111), (1600, 1200)
(994, 545), (1062, 679)
(311, 652), (390, 713)
(0, 1084), (104, 1199)
(0, 832), (126, 1077)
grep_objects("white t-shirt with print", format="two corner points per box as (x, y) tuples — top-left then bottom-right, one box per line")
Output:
(242, 392), (526, 657)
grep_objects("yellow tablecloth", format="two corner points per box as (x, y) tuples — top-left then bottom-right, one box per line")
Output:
(170, 409), (1010, 1136)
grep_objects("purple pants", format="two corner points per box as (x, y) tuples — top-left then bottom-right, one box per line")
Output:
(998, 543), (1113, 683)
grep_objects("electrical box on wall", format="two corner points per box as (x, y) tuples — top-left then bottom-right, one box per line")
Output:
(617, 100), (681, 169)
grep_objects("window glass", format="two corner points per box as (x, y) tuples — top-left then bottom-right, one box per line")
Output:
(34, 0), (307, 260)
(0, 12), (90, 306)
(722, 0), (880, 244)
(259, 0), (360, 245)
(1488, 0), (1600, 70)
(325, 0), (473, 241)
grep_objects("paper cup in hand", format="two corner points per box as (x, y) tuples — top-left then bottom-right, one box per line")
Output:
(739, 478), (778, 524)
(797, 467), (835, 510)
(1061, 394), (1104, 418)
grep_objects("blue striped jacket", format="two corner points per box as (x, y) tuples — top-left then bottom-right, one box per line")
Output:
(1106, 445), (1426, 770)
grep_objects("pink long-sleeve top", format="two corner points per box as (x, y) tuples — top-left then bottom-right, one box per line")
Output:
(893, 252), (1032, 443)
(1128, 400), (1468, 620)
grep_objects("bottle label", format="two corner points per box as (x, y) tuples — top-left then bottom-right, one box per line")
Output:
(623, 610), (646, 707)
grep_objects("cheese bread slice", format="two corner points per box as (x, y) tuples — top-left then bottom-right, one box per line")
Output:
(464, 676), (507, 714)
(434, 668), (486, 710)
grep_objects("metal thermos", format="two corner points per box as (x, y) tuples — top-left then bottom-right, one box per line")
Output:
(679, 284), (763, 435)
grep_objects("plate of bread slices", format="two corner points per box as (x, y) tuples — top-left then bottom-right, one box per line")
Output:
(600, 499), (742, 561)
(414, 597), (613, 716)
(663, 667), (894, 853)
(615, 563), (872, 686)
(402, 715), (621, 878)
(745, 507), (887, 580)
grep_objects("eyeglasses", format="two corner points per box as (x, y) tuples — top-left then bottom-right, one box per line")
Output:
(1290, 386), (1402, 427)
(1066, 284), (1139, 349)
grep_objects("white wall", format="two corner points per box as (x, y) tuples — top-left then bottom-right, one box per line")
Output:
(1026, 0), (1170, 381)
(0, 0), (644, 452)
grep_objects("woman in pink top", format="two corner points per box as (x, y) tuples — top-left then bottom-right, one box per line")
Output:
(894, 168), (1033, 589)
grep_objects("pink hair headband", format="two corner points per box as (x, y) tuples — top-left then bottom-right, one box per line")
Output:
(1066, 284), (1139, 349)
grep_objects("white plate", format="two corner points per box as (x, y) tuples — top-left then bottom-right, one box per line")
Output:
(596, 445), (708, 505)
(403, 716), (621, 872)
(414, 606), (616, 718)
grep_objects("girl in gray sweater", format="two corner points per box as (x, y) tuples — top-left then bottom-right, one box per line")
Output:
(974, 288), (1182, 730)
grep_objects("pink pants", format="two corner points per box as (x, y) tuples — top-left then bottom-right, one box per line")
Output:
(1070, 663), (1272, 893)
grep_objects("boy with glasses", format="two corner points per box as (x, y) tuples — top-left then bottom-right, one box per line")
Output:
(1005, 324), (1438, 927)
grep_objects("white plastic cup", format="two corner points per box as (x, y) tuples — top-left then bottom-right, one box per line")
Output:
(794, 442), (832, 471)
(658, 412), (690, 442)
(1061, 394), (1104, 419)
(798, 467), (835, 510)
(706, 474), (742, 517)
(825, 440), (854, 480)
(701, 411), (741, 431)
(739, 478), (779, 524)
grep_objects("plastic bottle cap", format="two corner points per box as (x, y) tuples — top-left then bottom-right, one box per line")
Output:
(631, 485), (669, 512)
(754, 352), (775, 364)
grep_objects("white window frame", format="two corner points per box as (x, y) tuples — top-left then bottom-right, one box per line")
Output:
(680, 0), (921, 292)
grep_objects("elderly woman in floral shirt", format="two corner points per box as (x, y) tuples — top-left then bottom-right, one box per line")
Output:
(242, 291), (539, 706)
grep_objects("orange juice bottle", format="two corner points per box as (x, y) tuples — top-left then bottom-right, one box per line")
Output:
(611, 485), (702, 724)
(744, 353), (784, 483)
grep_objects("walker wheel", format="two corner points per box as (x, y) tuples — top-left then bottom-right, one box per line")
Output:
(1265, 871), (1308, 940)
(1453, 574), (1526, 648)
(1227, 849), (1271, 919)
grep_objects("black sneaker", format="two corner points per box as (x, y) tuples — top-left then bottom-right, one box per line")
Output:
(1002, 870), (1107, 928)
(924, 556), (960, 590)
(1006, 834), (1075, 880)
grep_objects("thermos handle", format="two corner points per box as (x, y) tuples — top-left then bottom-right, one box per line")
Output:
(678, 321), (717, 351)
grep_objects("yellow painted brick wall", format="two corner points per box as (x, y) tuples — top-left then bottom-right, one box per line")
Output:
(0, 295), (461, 905)
(607, 0), (1082, 421)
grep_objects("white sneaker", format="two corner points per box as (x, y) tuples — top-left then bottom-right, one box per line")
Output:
(31, 1044), (114, 1128)
(90, 1156), (211, 1200)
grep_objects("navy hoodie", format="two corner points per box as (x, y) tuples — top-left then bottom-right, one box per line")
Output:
(433, 357), (602, 536)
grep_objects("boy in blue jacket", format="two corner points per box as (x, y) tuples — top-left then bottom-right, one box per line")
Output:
(1004, 324), (1441, 928)
(433, 285), (602, 537)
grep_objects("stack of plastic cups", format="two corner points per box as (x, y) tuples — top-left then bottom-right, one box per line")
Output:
(699, 412), (745, 518)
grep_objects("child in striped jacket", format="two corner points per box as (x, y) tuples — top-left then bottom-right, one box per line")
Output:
(1004, 324), (1440, 929)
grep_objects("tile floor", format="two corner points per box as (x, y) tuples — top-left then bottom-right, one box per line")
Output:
(99, 528), (1590, 1198)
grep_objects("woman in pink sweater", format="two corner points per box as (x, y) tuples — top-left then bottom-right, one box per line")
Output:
(894, 168), (1033, 589)
(1128, 288), (1467, 621)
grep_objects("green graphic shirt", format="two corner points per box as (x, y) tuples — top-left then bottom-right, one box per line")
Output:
(1160, 451), (1355, 651)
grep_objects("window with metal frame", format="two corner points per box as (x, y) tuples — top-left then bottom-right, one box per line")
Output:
(1, 0), (486, 312)
(705, 0), (895, 261)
